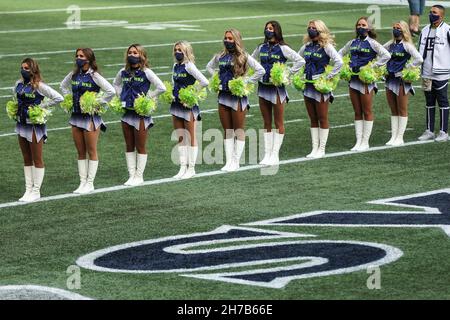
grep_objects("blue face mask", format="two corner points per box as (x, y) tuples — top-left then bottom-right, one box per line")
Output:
(392, 28), (402, 38)
(357, 27), (368, 37)
(223, 40), (236, 51)
(307, 28), (319, 39)
(76, 58), (88, 69)
(175, 52), (184, 62)
(264, 29), (275, 40)
(127, 55), (141, 65)
(429, 13), (440, 24)
(21, 68), (31, 82)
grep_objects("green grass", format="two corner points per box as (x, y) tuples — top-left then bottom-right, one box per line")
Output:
(0, 0), (449, 300)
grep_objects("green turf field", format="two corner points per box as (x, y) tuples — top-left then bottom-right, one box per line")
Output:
(0, 0), (449, 300)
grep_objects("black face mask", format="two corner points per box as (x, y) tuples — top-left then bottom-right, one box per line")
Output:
(175, 52), (184, 62)
(429, 13), (440, 24)
(76, 58), (88, 69)
(357, 27), (368, 37)
(21, 68), (31, 82)
(307, 28), (319, 39)
(223, 40), (236, 51)
(127, 55), (141, 65)
(392, 28), (402, 38)
(264, 29), (275, 40)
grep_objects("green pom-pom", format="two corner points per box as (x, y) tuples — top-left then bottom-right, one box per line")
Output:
(358, 62), (377, 84)
(314, 76), (339, 94)
(375, 65), (388, 81)
(179, 82), (207, 108)
(269, 62), (289, 87)
(340, 55), (353, 82)
(209, 73), (220, 93)
(402, 66), (421, 83)
(247, 68), (255, 77)
(6, 100), (18, 120)
(134, 94), (157, 116)
(159, 81), (175, 105)
(108, 96), (125, 115)
(80, 91), (101, 115)
(292, 67), (306, 91)
(228, 77), (254, 97)
(60, 94), (73, 113)
(28, 106), (51, 124)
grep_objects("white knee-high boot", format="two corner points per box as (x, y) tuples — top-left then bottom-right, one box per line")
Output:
(259, 131), (273, 165)
(221, 139), (234, 171)
(173, 146), (187, 179)
(351, 120), (364, 151)
(386, 116), (399, 146)
(392, 116), (408, 146)
(73, 159), (88, 194)
(26, 167), (45, 202)
(19, 166), (33, 202)
(228, 139), (245, 172)
(357, 120), (373, 151)
(267, 133), (284, 165)
(306, 127), (319, 158)
(313, 128), (329, 158)
(181, 146), (198, 179)
(124, 151), (137, 185)
(129, 154), (147, 186)
(79, 160), (98, 194)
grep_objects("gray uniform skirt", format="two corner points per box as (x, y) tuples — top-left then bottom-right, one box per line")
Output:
(349, 75), (378, 94)
(257, 83), (289, 104)
(218, 91), (250, 111)
(70, 113), (106, 132)
(170, 101), (201, 122)
(16, 122), (47, 143)
(303, 83), (334, 103)
(385, 76), (415, 96)
(121, 109), (154, 130)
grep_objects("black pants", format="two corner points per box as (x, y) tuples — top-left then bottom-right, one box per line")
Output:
(424, 80), (449, 133)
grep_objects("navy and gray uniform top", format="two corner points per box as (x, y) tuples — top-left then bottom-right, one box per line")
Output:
(206, 52), (265, 111)
(61, 68), (115, 132)
(338, 36), (391, 94)
(170, 61), (209, 122)
(298, 42), (343, 102)
(251, 42), (305, 104)
(113, 67), (166, 130)
(14, 80), (63, 143)
(383, 39), (423, 96)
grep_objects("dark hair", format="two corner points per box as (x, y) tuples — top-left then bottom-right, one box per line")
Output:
(355, 16), (377, 39)
(73, 48), (99, 74)
(21, 58), (42, 90)
(262, 20), (289, 46)
(432, 5), (445, 14)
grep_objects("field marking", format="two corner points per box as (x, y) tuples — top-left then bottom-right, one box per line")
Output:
(0, 139), (434, 209)
(0, 285), (91, 300)
(0, 0), (262, 14)
(0, 86), (420, 138)
(288, 0), (450, 7)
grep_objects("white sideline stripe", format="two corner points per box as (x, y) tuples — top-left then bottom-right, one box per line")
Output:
(0, 9), (403, 57)
(0, 139), (434, 209)
(288, 0), (450, 7)
(0, 0), (261, 14)
(0, 86), (420, 138)
(285, 119), (304, 123)
(331, 123), (354, 129)
(0, 285), (91, 300)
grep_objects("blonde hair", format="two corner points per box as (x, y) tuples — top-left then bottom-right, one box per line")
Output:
(303, 20), (335, 48)
(125, 44), (149, 71)
(221, 28), (248, 77)
(173, 40), (195, 63)
(390, 21), (413, 44)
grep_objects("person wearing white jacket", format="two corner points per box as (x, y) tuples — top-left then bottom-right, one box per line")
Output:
(60, 48), (115, 194)
(14, 58), (63, 202)
(417, 5), (450, 142)
(113, 44), (166, 186)
(206, 28), (265, 172)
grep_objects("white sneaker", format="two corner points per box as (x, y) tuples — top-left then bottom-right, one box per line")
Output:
(418, 130), (435, 141)
(434, 131), (449, 142)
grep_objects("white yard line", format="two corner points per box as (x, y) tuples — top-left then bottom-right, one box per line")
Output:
(287, 0), (450, 7)
(0, 0), (262, 14)
(0, 139), (434, 209)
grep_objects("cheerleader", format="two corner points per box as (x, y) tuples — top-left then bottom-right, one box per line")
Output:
(298, 20), (343, 158)
(206, 28), (265, 172)
(384, 21), (423, 146)
(338, 17), (391, 151)
(60, 48), (115, 194)
(14, 58), (63, 202)
(170, 41), (208, 180)
(113, 44), (166, 186)
(251, 20), (305, 165)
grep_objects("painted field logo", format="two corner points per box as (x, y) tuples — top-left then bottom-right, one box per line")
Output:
(76, 189), (450, 288)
